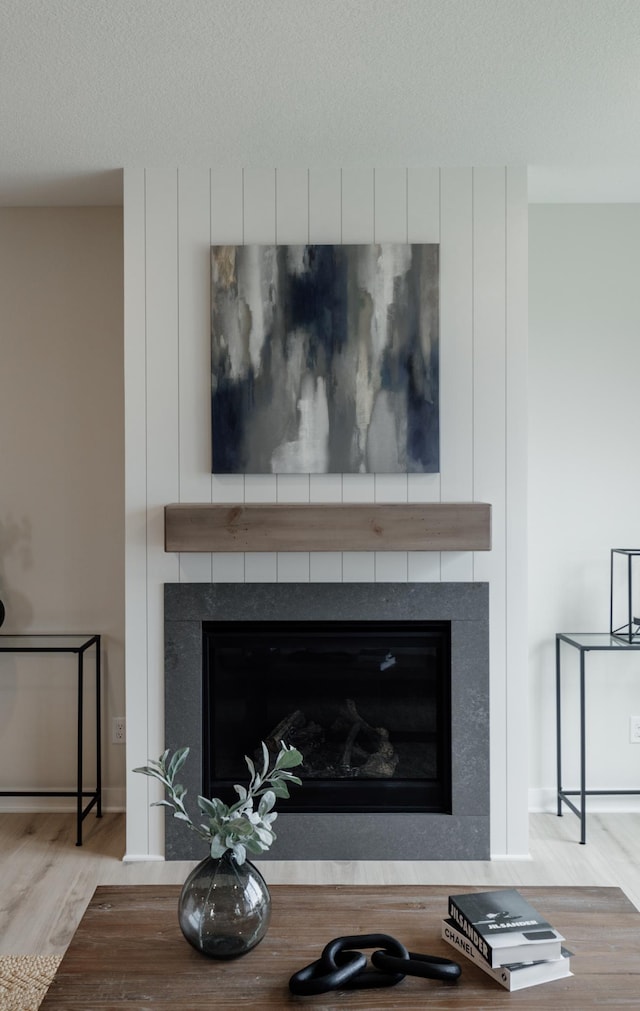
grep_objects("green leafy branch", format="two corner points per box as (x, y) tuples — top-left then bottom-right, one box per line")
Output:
(134, 741), (303, 865)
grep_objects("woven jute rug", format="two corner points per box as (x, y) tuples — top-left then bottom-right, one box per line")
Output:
(0, 955), (62, 1011)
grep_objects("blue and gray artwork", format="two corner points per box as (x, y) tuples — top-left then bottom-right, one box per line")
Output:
(211, 243), (439, 474)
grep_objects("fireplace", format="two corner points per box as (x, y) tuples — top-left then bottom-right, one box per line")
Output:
(165, 582), (489, 860)
(202, 619), (452, 815)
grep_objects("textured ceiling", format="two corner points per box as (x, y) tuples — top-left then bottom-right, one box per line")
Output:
(2, 0), (640, 205)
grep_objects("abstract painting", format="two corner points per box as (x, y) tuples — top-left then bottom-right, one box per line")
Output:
(210, 243), (439, 474)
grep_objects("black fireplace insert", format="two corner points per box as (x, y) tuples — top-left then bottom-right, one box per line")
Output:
(202, 619), (452, 814)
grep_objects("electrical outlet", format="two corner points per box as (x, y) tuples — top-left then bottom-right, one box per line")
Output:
(629, 716), (640, 743)
(112, 716), (126, 744)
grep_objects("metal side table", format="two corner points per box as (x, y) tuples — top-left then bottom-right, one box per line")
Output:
(556, 631), (640, 843)
(0, 633), (101, 845)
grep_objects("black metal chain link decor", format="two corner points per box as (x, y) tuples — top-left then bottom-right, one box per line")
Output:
(288, 949), (368, 996)
(321, 933), (409, 990)
(371, 948), (463, 981)
(288, 932), (462, 996)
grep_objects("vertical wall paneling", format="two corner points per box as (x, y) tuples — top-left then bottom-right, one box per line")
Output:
(406, 167), (442, 580)
(309, 169), (342, 242)
(210, 160), (244, 541)
(407, 550), (437, 583)
(309, 474), (343, 502)
(373, 167), (409, 581)
(408, 167), (440, 244)
(210, 168), (246, 584)
(123, 164), (528, 858)
(242, 167), (278, 509)
(305, 164), (339, 586)
(211, 167), (244, 243)
(244, 474), (277, 503)
(123, 169), (152, 857)
(406, 545), (440, 583)
(243, 167), (277, 243)
(342, 456), (377, 575)
(306, 166), (342, 579)
(407, 473), (440, 504)
(439, 168), (474, 582)
(342, 473), (375, 502)
(472, 167), (509, 854)
(211, 552), (245, 583)
(307, 170), (344, 520)
(376, 553), (409, 583)
(375, 475), (409, 503)
(309, 473), (343, 573)
(277, 554), (312, 583)
(505, 167), (529, 854)
(212, 474), (244, 503)
(245, 552), (278, 583)
(277, 476), (311, 503)
(407, 167), (441, 513)
(309, 553), (343, 582)
(244, 477), (277, 578)
(275, 168), (311, 580)
(338, 166), (376, 580)
(373, 166), (408, 243)
(143, 170), (182, 850)
(341, 167), (374, 244)
(242, 169), (277, 577)
(275, 167), (309, 244)
(342, 552), (376, 583)
(177, 168), (213, 583)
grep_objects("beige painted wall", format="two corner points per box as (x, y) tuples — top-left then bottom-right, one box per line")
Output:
(529, 204), (640, 812)
(0, 207), (125, 812)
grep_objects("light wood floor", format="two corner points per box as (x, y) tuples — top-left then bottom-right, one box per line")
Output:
(2, 810), (640, 955)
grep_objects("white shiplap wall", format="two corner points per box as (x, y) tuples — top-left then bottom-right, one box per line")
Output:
(123, 166), (528, 859)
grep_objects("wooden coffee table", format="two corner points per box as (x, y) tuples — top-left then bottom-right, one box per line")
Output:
(41, 883), (640, 1008)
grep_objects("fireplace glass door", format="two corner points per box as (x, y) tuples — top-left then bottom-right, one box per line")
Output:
(202, 620), (451, 814)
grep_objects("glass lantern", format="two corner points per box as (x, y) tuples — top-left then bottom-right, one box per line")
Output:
(610, 548), (640, 643)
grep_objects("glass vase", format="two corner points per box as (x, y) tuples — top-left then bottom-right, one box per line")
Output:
(178, 851), (271, 959)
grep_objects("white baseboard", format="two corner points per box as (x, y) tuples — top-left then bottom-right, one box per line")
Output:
(0, 786), (125, 813)
(529, 787), (640, 813)
(529, 787), (558, 812)
(490, 851), (532, 860)
(122, 853), (165, 863)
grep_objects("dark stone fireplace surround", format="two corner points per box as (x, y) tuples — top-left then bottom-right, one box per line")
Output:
(164, 582), (490, 861)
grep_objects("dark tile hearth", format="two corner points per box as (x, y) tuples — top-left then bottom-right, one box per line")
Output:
(164, 582), (490, 861)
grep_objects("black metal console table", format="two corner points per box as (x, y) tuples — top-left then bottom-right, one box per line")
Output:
(556, 631), (640, 843)
(0, 634), (101, 845)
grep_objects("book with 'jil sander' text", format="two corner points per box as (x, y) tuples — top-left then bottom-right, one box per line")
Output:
(447, 888), (565, 968)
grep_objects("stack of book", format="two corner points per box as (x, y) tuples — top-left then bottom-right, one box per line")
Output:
(441, 888), (573, 991)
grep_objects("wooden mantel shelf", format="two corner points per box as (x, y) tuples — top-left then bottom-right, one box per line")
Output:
(164, 502), (491, 553)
